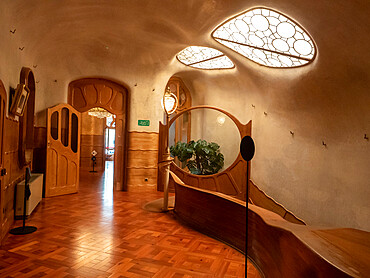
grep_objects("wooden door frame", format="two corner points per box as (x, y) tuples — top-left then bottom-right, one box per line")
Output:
(0, 80), (6, 243)
(166, 76), (192, 145)
(68, 78), (129, 191)
(18, 67), (36, 168)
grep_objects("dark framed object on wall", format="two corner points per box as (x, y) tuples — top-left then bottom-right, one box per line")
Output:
(10, 83), (30, 117)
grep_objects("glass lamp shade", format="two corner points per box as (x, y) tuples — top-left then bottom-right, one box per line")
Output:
(162, 90), (178, 115)
(88, 107), (112, 118)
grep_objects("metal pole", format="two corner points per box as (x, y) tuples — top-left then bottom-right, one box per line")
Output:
(246, 161), (249, 257)
(9, 167), (37, 235)
(22, 167), (29, 229)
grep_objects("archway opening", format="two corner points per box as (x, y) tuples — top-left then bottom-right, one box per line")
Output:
(68, 78), (129, 191)
(79, 108), (116, 196)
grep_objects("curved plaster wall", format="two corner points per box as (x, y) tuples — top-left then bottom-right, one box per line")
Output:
(0, 0), (369, 230)
(175, 1), (370, 231)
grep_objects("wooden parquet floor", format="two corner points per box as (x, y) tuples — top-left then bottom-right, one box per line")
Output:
(1, 162), (261, 278)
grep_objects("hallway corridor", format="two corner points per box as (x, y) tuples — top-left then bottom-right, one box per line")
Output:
(0, 165), (260, 277)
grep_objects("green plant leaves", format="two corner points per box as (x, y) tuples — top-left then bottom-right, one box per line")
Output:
(170, 139), (224, 175)
(170, 142), (193, 162)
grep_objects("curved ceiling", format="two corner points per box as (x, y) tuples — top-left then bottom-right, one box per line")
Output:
(1, 0), (369, 117)
(1, 0), (370, 231)
(1, 1), (247, 83)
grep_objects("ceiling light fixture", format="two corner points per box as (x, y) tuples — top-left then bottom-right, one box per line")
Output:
(88, 107), (112, 118)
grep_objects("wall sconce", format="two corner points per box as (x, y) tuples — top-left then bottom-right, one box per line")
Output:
(162, 87), (178, 116)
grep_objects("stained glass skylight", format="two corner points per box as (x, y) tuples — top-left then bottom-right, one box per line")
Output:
(212, 8), (316, 68)
(176, 46), (234, 69)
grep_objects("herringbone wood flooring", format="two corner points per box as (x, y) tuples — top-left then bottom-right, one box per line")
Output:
(1, 162), (261, 277)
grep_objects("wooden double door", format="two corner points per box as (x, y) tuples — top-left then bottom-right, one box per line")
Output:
(45, 104), (81, 197)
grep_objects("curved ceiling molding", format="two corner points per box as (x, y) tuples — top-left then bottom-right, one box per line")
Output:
(212, 7), (316, 68)
(176, 46), (234, 70)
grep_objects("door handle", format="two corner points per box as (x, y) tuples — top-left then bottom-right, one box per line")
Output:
(0, 168), (6, 176)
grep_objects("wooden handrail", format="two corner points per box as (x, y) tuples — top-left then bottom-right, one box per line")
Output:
(170, 172), (370, 277)
(248, 204), (369, 277)
(171, 171), (246, 254)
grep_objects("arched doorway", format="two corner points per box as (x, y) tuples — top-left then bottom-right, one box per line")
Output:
(68, 78), (129, 190)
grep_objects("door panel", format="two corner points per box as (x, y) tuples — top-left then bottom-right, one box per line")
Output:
(46, 103), (81, 197)
(48, 149), (58, 188)
(68, 162), (77, 185)
(0, 81), (6, 242)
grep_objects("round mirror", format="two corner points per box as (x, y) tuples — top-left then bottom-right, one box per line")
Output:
(169, 108), (240, 175)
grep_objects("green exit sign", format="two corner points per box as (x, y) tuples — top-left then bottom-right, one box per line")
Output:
(138, 120), (150, 126)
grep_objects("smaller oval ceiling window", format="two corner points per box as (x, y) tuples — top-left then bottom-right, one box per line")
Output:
(176, 46), (234, 69)
(212, 7), (316, 68)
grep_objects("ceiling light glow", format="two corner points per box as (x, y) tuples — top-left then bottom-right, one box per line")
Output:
(212, 7), (316, 68)
(176, 46), (234, 70)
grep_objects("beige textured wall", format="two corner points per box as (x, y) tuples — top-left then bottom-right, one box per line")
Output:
(0, 0), (369, 231)
(175, 1), (370, 231)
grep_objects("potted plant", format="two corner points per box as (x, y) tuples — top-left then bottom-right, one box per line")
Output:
(170, 139), (224, 175)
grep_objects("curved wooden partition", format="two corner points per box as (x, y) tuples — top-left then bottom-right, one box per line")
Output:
(171, 172), (246, 253)
(248, 205), (369, 277)
(171, 173), (370, 278)
(158, 104), (303, 224)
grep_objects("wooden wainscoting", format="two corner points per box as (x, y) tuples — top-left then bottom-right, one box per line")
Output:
(126, 131), (158, 192)
(1, 118), (24, 243)
(80, 112), (105, 171)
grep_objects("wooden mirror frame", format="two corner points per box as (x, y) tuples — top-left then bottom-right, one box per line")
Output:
(165, 76), (192, 145)
(10, 84), (30, 117)
(158, 105), (251, 201)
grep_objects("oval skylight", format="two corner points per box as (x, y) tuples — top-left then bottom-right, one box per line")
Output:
(212, 8), (316, 68)
(176, 46), (234, 69)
